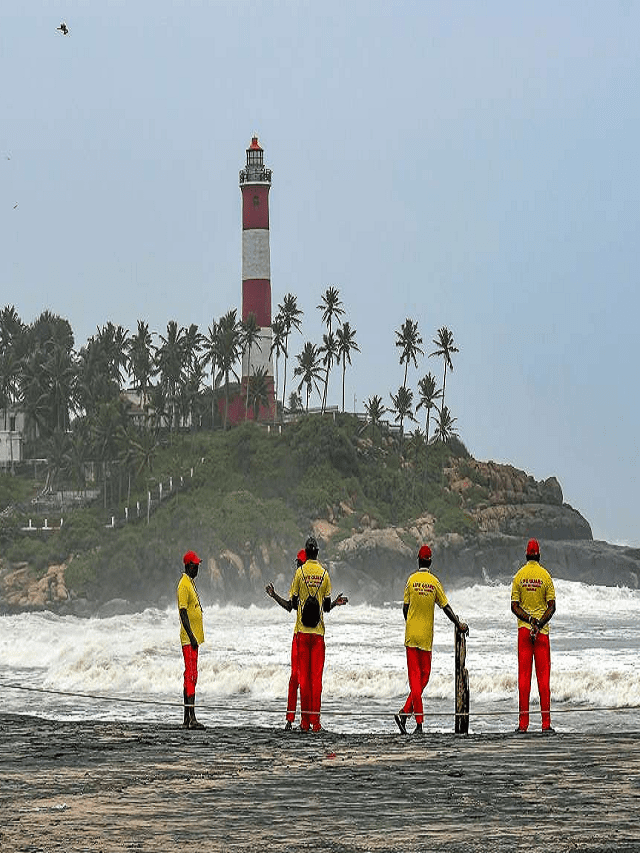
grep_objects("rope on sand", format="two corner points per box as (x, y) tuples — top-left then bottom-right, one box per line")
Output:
(2, 681), (640, 718)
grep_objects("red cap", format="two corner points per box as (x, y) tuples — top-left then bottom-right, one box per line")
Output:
(418, 545), (432, 560)
(183, 550), (202, 566)
(297, 549), (307, 564)
(526, 539), (540, 558)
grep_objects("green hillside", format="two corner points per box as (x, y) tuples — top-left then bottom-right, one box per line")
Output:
(0, 414), (473, 605)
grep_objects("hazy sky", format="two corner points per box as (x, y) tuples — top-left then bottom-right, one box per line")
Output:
(2, 1), (639, 547)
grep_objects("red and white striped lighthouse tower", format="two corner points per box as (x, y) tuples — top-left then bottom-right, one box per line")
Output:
(237, 134), (275, 420)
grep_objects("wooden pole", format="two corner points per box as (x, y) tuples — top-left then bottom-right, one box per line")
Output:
(455, 625), (469, 734)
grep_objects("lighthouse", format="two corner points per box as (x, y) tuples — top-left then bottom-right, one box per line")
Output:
(238, 135), (275, 420)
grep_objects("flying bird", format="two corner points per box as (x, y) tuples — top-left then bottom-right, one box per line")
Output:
(13, 203), (18, 209)
(57, 22), (69, 35)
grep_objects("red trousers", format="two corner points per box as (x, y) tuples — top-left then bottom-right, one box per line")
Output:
(182, 644), (199, 698)
(296, 632), (325, 729)
(517, 627), (551, 730)
(401, 646), (432, 725)
(286, 633), (299, 722)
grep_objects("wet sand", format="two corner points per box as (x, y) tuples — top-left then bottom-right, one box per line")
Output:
(1, 713), (639, 853)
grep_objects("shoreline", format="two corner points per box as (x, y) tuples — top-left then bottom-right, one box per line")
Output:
(1, 713), (639, 852)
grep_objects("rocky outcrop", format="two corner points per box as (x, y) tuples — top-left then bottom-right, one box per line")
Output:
(447, 459), (592, 540)
(0, 562), (69, 611)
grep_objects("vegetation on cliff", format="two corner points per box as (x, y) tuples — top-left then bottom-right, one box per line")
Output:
(1, 414), (475, 605)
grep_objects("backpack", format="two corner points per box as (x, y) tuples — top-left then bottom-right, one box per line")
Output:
(300, 569), (326, 628)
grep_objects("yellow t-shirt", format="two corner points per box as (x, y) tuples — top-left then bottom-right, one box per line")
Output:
(177, 573), (204, 646)
(511, 561), (556, 635)
(403, 570), (449, 651)
(289, 559), (331, 636)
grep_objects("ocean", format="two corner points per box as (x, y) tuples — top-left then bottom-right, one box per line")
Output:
(1, 579), (639, 734)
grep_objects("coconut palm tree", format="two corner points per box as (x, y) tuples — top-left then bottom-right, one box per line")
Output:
(43, 342), (77, 433)
(0, 348), (20, 431)
(432, 404), (458, 443)
(270, 314), (287, 424)
(416, 372), (442, 444)
(318, 331), (338, 413)
(429, 326), (459, 414)
(18, 347), (50, 443)
(127, 320), (155, 414)
(214, 309), (243, 430)
(0, 305), (24, 350)
(183, 323), (204, 376)
(95, 322), (130, 388)
(395, 318), (424, 389)
(202, 320), (221, 428)
(156, 321), (186, 430)
(318, 286), (345, 334)
(241, 312), (262, 417)
(294, 341), (323, 411)
(277, 293), (303, 410)
(44, 427), (70, 493)
(335, 322), (360, 412)
(288, 390), (303, 412)
(390, 385), (416, 442)
(64, 420), (90, 495)
(364, 394), (386, 441)
(248, 365), (270, 421)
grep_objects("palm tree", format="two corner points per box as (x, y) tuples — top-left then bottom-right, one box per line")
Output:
(335, 322), (360, 412)
(202, 320), (220, 428)
(317, 286), (344, 334)
(294, 341), (323, 411)
(90, 399), (128, 507)
(432, 405), (458, 443)
(156, 321), (186, 430)
(122, 424), (159, 478)
(429, 326), (459, 414)
(288, 390), (303, 412)
(364, 394), (386, 441)
(318, 331), (338, 413)
(127, 320), (155, 413)
(43, 343), (77, 433)
(395, 318), (423, 389)
(183, 323), (204, 377)
(241, 313), (262, 417)
(390, 385), (416, 442)
(215, 309), (243, 430)
(95, 322), (129, 387)
(44, 427), (70, 493)
(277, 293), (303, 410)
(64, 421), (90, 495)
(248, 365), (270, 421)
(18, 347), (49, 443)
(270, 313), (287, 424)
(0, 348), (20, 431)
(0, 305), (24, 350)
(318, 287), (344, 412)
(416, 372), (442, 444)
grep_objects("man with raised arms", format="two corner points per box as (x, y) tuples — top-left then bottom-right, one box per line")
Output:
(267, 547), (349, 730)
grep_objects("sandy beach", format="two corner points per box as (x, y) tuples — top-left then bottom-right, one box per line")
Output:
(1, 713), (639, 852)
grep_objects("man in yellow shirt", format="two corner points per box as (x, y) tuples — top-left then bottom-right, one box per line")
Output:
(511, 538), (556, 733)
(288, 536), (348, 732)
(265, 548), (307, 730)
(177, 550), (205, 730)
(395, 545), (468, 735)
(267, 548), (349, 731)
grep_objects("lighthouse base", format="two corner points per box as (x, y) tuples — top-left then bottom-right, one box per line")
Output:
(221, 378), (276, 426)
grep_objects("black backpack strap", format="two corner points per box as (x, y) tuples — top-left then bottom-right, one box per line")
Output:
(301, 567), (325, 600)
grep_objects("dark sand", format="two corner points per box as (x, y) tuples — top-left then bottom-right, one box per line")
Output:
(1, 713), (639, 853)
